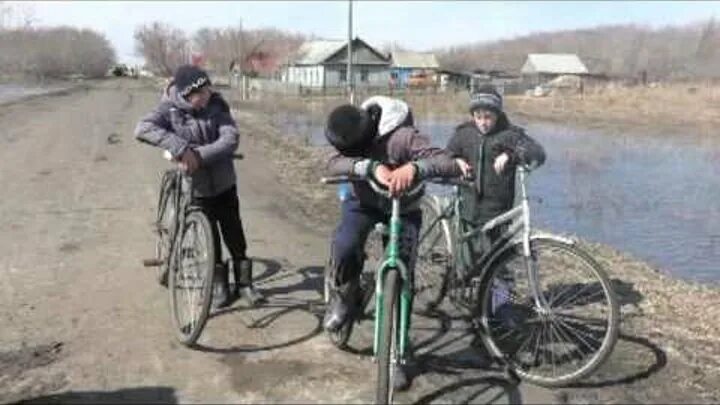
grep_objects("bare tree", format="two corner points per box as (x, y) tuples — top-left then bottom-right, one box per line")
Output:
(0, 25), (115, 79)
(192, 24), (304, 76)
(134, 22), (189, 76)
(434, 20), (720, 80)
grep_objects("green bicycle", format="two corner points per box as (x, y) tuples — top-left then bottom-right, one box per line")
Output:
(321, 175), (425, 405)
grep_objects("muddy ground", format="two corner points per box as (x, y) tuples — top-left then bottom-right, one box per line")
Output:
(0, 79), (718, 404)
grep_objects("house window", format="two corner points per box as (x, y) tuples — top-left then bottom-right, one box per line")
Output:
(339, 68), (346, 82)
(361, 68), (369, 82)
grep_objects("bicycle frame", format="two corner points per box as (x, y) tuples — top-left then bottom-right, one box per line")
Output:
(373, 197), (412, 362)
(321, 175), (421, 365)
(426, 167), (563, 313)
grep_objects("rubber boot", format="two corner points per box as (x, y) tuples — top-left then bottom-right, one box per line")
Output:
(323, 279), (359, 332)
(233, 258), (266, 307)
(211, 263), (232, 311)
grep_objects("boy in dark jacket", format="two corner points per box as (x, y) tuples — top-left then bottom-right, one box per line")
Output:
(134, 65), (265, 309)
(447, 84), (546, 264)
(324, 96), (462, 391)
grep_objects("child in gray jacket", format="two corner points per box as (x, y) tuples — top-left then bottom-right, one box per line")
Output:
(135, 64), (265, 308)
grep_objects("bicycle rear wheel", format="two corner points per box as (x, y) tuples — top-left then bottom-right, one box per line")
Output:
(415, 196), (453, 313)
(478, 237), (619, 387)
(376, 268), (400, 404)
(169, 210), (216, 347)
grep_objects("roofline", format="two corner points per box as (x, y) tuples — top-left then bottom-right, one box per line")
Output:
(322, 37), (390, 64)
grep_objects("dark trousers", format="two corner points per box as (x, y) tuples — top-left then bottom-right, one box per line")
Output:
(331, 198), (421, 288)
(193, 185), (251, 284)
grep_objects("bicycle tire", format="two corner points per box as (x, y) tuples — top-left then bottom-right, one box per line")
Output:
(479, 237), (619, 387)
(376, 268), (400, 404)
(415, 196), (453, 313)
(155, 171), (177, 287)
(169, 210), (216, 347)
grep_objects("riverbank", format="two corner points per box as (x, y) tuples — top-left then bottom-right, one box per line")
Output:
(506, 82), (719, 137)
(234, 100), (720, 403)
(231, 82), (720, 138)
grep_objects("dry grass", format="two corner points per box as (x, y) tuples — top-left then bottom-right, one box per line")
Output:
(507, 83), (720, 135)
(230, 90), (469, 125)
(228, 82), (720, 136)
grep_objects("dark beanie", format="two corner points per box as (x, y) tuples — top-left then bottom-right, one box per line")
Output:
(174, 65), (211, 98)
(469, 84), (503, 114)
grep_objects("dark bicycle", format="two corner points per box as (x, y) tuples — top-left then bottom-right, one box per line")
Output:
(142, 150), (243, 347)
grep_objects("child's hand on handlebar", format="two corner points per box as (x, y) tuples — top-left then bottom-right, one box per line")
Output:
(455, 158), (473, 179)
(373, 164), (393, 189)
(388, 163), (417, 196)
(494, 152), (509, 175)
(179, 149), (201, 174)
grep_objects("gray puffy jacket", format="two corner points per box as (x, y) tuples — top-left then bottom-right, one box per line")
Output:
(134, 84), (239, 197)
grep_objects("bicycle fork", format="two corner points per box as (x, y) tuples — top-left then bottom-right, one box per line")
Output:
(373, 199), (412, 363)
(518, 177), (552, 314)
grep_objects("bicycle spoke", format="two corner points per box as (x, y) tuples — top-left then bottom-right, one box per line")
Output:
(557, 287), (606, 309)
(531, 320), (545, 367)
(554, 316), (601, 355)
(555, 312), (609, 327)
(548, 319), (569, 377)
(549, 316), (587, 364)
(513, 322), (539, 363)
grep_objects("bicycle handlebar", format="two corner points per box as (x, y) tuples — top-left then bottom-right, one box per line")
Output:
(320, 175), (424, 199)
(426, 177), (475, 187)
(162, 150), (244, 161)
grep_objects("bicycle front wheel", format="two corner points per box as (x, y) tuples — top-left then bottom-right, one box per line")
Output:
(376, 268), (400, 405)
(155, 171), (178, 287)
(169, 210), (216, 347)
(415, 196), (453, 313)
(479, 237), (619, 387)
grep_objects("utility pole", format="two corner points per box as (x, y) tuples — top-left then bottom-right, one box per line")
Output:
(347, 0), (354, 105)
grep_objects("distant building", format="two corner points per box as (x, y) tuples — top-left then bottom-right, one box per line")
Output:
(437, 69), (471, 92)
(230, 51), (282, 78)
(389, 51), (440, 88)
(520, 53), (589, 86)
(282, 37), (390, 89)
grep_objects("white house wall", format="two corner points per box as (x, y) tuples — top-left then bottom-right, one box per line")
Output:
(285, 65), (325, 88)
(325, 66), (390, 88)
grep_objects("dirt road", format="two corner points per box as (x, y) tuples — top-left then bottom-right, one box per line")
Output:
(0, 79), (560, 404)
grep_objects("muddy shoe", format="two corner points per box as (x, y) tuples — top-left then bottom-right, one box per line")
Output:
(238, 285), (266, 307)
(323, 281), (359, 332)
(323, 294), (351, 332)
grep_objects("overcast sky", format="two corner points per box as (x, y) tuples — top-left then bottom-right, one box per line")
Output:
(6, 1), (719, 65)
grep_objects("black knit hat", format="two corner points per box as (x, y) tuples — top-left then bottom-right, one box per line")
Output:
(174, 65), (211, 98)
(469, 84), (503, 114)
(325, 104), (376, 157)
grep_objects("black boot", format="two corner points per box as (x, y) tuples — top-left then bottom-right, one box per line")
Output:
(323, 280), (358, 332)
(211, 263), (232, 311)
(233, 258), (266, 307)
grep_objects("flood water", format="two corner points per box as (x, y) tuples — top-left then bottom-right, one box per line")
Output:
(272, 111), (720, 284)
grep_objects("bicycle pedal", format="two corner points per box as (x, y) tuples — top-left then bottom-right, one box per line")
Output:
(142, 258), (163, 267)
